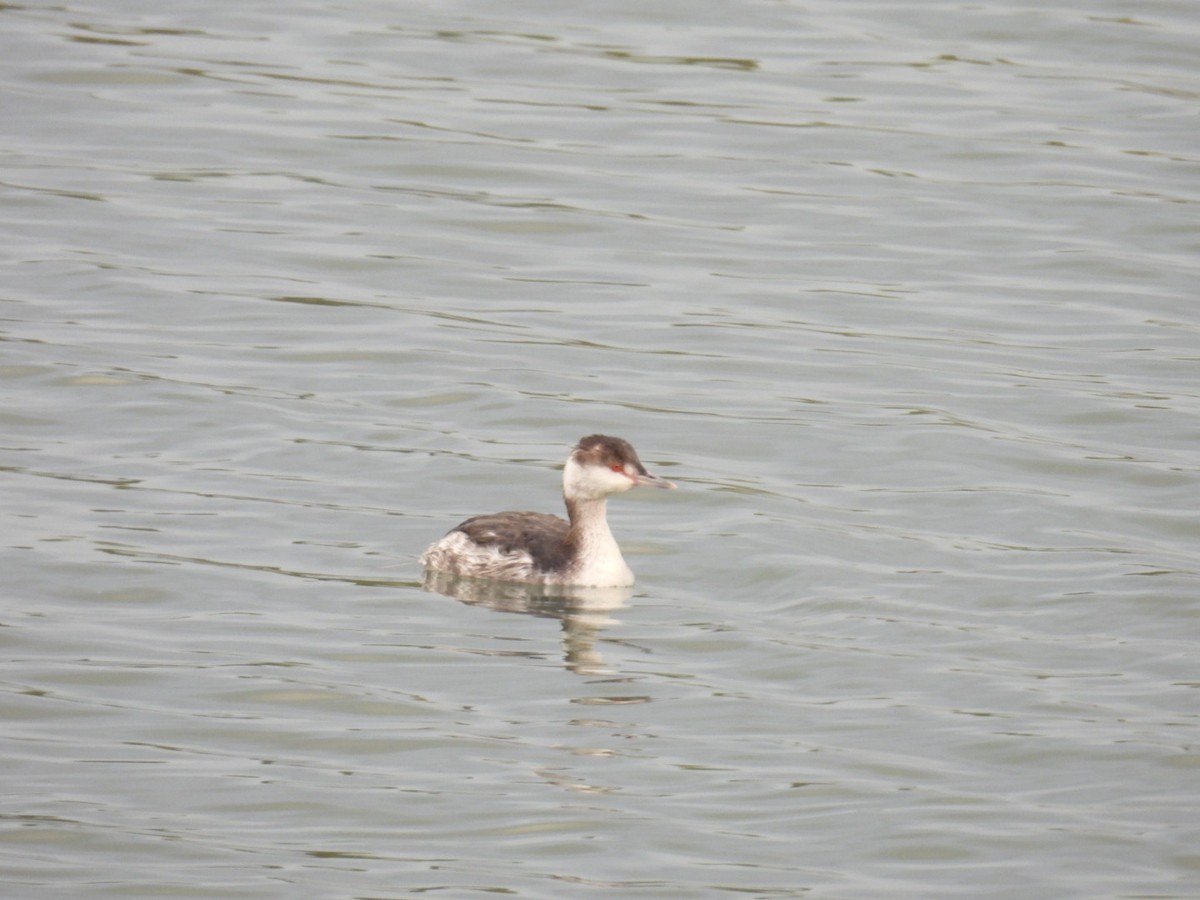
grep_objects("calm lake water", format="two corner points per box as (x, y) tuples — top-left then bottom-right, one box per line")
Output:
(3, 0), (1198, 897)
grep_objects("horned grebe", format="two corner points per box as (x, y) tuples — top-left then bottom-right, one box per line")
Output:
(419, 435), (675, 586)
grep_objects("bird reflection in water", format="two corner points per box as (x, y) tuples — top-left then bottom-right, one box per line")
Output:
(421, 570), (633, 676)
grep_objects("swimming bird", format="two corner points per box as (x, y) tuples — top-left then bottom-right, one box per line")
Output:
(419, 435), (675, 586)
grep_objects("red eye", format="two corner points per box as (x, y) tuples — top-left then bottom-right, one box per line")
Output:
(610, 463), (623, 472)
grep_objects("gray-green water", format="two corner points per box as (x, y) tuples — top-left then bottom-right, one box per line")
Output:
(3, 1), (1198, 897)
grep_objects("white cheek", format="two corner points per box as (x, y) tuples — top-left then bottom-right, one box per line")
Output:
(593, 468), (630, 493)
(563, 458), (639, 499)
(573, 467), (623, 497)
(608, 469), (636, 493)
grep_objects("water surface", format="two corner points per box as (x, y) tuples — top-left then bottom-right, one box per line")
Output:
(2, 0), (1198, 897)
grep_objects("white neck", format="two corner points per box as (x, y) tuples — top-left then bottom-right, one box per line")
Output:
(566, 497), (634, 587)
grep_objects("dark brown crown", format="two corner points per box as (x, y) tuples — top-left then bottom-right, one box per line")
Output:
(572, 434), (649, 475)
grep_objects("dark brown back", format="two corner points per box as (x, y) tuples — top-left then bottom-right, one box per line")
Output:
(453, 510), (573, 574)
